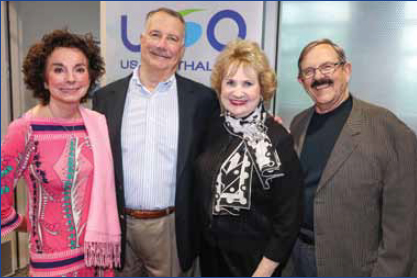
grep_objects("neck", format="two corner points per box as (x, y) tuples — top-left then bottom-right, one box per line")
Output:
(48, 101), (80, 120)
(315, 90), (350, 114)
(139, 64), (175, 92)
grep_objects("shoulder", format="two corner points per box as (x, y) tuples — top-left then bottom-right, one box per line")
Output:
(80, 107), (107, 123)
(7, 113), (31, 132)
(354, 97), (391, 117)
(2, 114), (32, 147)
(290, 106), (313, 130)
(95, 75), (132, 96)
(354, 97), (416, 138)
(266, 116), (294, 146)
(176, 74), (216, 98)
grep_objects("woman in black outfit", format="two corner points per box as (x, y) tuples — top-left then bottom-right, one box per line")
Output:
(195, 40), (304, 277)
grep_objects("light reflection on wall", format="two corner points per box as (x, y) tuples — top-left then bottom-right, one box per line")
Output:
(283, 1), (351, 25)
(405, 2), (417, 20)
(402, 26), (417, 51)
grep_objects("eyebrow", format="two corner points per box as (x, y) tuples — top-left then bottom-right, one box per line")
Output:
(50, 62), (87, 67)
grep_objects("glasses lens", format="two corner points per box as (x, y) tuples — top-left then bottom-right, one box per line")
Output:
(303, 69), (314, 79)
(320, 63), (336, 74)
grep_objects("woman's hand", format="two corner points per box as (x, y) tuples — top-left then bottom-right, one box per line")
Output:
(252, 256), (279, 277)
(16, 215), (28, 232)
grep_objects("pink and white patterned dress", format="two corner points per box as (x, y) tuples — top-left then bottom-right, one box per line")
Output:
(1, 113), (113, 277)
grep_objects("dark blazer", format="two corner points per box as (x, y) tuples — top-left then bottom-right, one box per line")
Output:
(92, 73), (220, 271)
(290, 96), (417, 276)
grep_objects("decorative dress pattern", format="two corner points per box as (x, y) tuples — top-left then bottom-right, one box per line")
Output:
(1, 114), (112, 277)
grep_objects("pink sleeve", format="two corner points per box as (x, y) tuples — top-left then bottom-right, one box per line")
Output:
(1, 118), (32, 237)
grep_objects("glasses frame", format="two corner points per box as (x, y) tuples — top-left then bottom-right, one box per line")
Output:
(300, 61), (345, 80)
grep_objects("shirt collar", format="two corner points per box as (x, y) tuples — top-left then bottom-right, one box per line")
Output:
(131, 66), (176, 94)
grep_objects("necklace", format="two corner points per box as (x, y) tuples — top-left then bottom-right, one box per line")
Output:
(47, 105), (78, 138)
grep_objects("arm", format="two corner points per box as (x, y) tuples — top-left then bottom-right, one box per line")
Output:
(256, 130), (304, 275)
(252, 257), (279, 277)
(371, 113), (417, 276)
(1, 118), (32, 237)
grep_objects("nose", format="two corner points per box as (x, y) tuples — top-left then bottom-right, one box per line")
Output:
(233, 88), (245, 98)
(156, 37), (168, 48)
(66, 71), (75, 83)
(313, 68), (326, 79)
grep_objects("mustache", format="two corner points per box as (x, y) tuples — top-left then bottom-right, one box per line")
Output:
(149, 47), (171, 58)
(311, 78), (333, 89)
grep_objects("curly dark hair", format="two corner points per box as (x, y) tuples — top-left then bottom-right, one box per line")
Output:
(22, 29), (105, 105)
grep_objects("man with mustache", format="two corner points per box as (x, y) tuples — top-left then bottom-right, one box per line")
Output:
(289, 38), (417, 276)
(93, 7), (219, 277)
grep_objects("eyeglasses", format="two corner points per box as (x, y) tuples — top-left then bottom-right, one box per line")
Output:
(300, 61), (345, 79)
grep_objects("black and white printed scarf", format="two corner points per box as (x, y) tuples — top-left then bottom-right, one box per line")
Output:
(213, 102), (285, 216)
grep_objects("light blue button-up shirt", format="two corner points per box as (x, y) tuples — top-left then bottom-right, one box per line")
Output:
(121, 66), (179, 210)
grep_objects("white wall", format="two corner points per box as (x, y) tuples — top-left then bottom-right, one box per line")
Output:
(1, 1), (11, 140)
(9, 1), (100, 115)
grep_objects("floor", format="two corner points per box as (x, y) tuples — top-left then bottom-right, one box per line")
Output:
(11, 267), (28, 277)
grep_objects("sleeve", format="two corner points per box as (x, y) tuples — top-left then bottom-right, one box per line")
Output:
(263, 131), (304, 263)
(371, 112), (417, 276)
(1, 118), (32, 237)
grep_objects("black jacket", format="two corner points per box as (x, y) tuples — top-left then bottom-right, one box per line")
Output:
(195, 115), (304, 263)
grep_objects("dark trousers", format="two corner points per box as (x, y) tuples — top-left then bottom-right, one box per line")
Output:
(200, 236), (258, 277)
(291, 238), (318, 277)
(200, 235), (283, 277)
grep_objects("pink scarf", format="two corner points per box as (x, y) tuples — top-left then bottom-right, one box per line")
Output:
(80, 107), (121, 268)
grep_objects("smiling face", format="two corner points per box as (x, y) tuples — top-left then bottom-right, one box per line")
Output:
(220, 64), (262, 118)
(298, 44), (352, 114)
(140, 11), (185, 78)
(44, 47), (90, 106)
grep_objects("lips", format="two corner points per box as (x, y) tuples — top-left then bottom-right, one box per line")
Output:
(315, 83), (331, 90)
(229, 99), (247, 106)
(59, 88), (81, 93)
(150, 48), (171, 59)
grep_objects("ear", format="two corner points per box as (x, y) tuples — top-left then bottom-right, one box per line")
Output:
(343, 62), (352, 82)
(179, 44), (185, 59)
(44, 82), (49, 90)
(297, 77), (304, 85)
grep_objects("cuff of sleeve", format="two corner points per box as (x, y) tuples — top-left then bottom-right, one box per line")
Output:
(1, 211), (23, 238)
(263, 239), (288, 264)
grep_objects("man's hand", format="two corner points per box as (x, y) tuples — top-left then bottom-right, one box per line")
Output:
(272, 115), (283, 125)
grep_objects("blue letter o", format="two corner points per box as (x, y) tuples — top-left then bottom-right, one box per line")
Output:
(207, 10), (247, 52)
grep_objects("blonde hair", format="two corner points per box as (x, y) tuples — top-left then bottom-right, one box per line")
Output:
(211, 39), (277, 101)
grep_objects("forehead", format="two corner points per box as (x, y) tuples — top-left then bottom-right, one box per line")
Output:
(301, 44), (340, 67)
(226, 63), (258, 79)
(47, 47), (87, 64)
(146, 12), (184, 37)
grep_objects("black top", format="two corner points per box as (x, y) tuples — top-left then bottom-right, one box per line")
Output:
(300, 96), (353, 231)
(195, 115), (304, 263)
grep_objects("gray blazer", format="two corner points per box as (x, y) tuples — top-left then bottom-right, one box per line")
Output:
(290, 96), (417, 276)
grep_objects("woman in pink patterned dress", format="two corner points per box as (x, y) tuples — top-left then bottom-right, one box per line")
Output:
(1, 29), (121, 277)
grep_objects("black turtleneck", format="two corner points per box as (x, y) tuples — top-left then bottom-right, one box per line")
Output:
(300, 95), (353, 232)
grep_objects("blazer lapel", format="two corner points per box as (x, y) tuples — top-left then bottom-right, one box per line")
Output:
(176, 75), (194, 180)
(317, 98), (363, 193)
(106, 75), (131, 186)
(293, 108), (315, 156)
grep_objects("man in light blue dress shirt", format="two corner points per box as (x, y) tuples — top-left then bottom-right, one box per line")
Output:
(93, 7), (219, 277)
